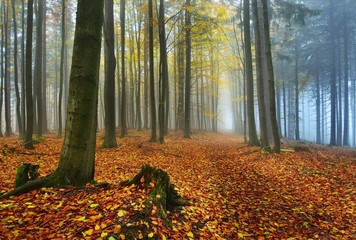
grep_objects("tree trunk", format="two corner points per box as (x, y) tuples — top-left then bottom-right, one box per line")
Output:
(12, 0), (24, 137)
(4, 0), (12, 136)
(342, 2), (349, 146)
(120, 0), (127, 138)
(158, 0), (168, 143)
(35, 0), (44, 138)
(329, 1), (336, 146)
(243, 0), (259, 146)
(103, 0), (117, 148)
(24, 0), (34, 149)
(0, 0), (104, 200)
(261, 0), (280, 153)
(58, 0), (66, 138)
(41, 0), (48, 134)
(148, 0), (157, 142)
(252, 0), (268, 148)
(184, 0), (192, 138)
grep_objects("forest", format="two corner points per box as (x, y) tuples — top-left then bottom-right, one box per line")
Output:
(0, 0), (355, 239)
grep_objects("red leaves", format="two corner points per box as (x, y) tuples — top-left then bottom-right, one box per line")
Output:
(0, 132), (355, 239)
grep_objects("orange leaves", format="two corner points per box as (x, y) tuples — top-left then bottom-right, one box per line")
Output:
(0, 132), (355, 239)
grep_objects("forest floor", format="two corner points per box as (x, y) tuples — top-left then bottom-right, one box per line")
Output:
(0, 130), (355, 239)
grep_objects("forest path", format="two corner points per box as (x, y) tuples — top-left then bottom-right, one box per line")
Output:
(0, 131), (355, 239)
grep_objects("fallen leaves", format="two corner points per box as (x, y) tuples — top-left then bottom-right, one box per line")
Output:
(0, 131), (355, 239)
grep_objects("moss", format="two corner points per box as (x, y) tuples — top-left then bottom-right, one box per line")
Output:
(121, 164), (188, 219)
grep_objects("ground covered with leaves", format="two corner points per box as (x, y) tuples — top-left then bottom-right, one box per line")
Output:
(0, 131), (355, 239)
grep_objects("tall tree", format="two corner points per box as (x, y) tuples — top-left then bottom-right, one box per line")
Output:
(148, 0), (157, 142)
(58, 0), (65, 138)
(0, 0), (104, 200)
(12, 0), (23, 137)
(243, 0), (259, 146)
(342, 1), (349, 146)
(252, 0), (268, 148)
(329, 1), (337, 146)
(24, 0), (34, 149)
(158, 0), (168, 143)
(35, 0), (44, 137)
(262, 0), (280, 153)
(103, 0), (117, 148)
(120, 0), (127, 138)
(184, 0), (192, 138)
(4, 0), (11, 136)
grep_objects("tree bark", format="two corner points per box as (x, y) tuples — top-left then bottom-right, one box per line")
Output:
(58, 0), (66, 138)
(252, 0), (268, 148)
(12, 0), (24, 137)
(35, 0), (44, 138)
(148, 0), (157, 142)
(243, 0), (259, 146)
(184, 0), (192, 138)
(261, 0), (280, 153)
(103, 0), (117, 148)
(120, 165), (187, 218)
(120, 0), (127, 138)
(24, 0), (34, 149)
(0, 0), (104, 200)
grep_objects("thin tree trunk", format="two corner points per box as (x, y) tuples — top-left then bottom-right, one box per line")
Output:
(243, 0), (259, 146)
(148, 0), (157, 141)
(12, 0), (23, 137)
(343, 2), (349, 146)
(184, 0), (192, 138)
(4, 0), (12, 136)
(103, 0), (117, 148)
(35, 0), (43, 137)
(261, 0), (280, 153)
(58, 0), (65, 138)
(329, 1), (337, 146)
(24, 0), (34, 149)
(120, 0), (127, 138)
(252, 0), (267, 147)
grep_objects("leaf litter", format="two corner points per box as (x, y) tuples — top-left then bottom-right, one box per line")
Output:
(0, 131), (355, 239)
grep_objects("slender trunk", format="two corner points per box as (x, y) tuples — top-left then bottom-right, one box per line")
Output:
(184, 0), (192, 138)
(58, 0), (65, 138)
(35, 0), (43, 137)
(24, 0), (34, 148)
(329, 1), (337, 146)
(262, 0), (280, 152)
(243, 0), (259, 145)
(343, 3), (349, 146)
(252, 0), (267, 147)
(148, 0), (157, 141)
(120, 0), (127, 138)
(294, 37), (300, 141)
(4, 0), (12, 136)
(42, 0), (47, 133)
(158, 0), (168, 143)
(103, 0), (117, 147)
(12, 0), (23, 137)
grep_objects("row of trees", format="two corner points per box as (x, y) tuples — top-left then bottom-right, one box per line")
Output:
(1, 0), (355, 149)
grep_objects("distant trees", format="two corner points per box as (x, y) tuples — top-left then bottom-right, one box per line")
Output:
(0, 0), (355, 149)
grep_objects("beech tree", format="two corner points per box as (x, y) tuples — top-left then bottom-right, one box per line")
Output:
(0, 0), (104, 200)
(103, 0), (117, 148)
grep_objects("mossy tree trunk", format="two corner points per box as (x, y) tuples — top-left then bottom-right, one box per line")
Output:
(121, 165), (188, 218)
(0, 0), (104, 201)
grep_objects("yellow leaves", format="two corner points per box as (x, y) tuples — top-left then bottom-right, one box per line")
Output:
(187, 231), (194, 239)
(117, 209), (127, 217)
(75, 216), (87, 222)
(90, 203), (99, 208)
(148, 232), (154, 238)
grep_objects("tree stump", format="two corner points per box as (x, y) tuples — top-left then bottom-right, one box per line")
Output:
(15, 163), (40, 188)
(120, 165), (188, 218)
